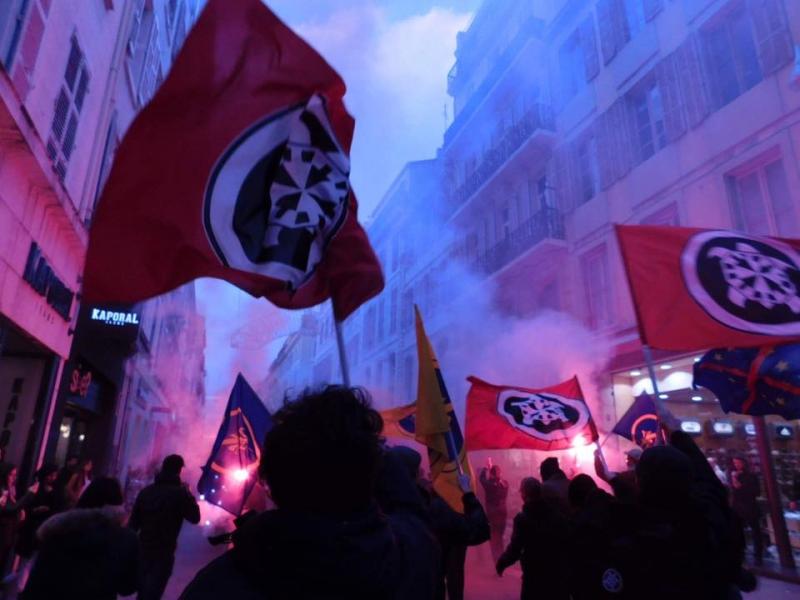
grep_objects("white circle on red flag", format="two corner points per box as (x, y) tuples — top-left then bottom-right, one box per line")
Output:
(681, 230), (800, 335)
(203, 95), (350, 291)
(496, 390), (590, 441)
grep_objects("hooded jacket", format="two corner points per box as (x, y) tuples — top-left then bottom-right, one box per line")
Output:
(20, 506), (138, 600)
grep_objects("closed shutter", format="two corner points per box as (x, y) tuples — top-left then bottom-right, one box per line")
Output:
(51, 88), (70, 141)
(747, 0), (794, 76)
(581, 17), (600, 81)
(656, 51), (687, 142)
(608, 98), (633, 180)
(675, 35), (710, 129)
(643, 0), (664, 22)
(596, 110), (615, 190)
(596, 0), (617, 64)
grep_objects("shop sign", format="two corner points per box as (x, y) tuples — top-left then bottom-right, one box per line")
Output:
(90, 308), (139, 326)
(680, 420), (702, 435)
(22, 242), (74, 321)
(744, 423), (757, 436)
(68, 368), (92, 398)
(776, 424), (794, 439)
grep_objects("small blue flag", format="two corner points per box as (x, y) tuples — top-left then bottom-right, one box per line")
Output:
(198, 374), (273, 515)
(612, 393), (663, 448)
(694, 345), (800, 420)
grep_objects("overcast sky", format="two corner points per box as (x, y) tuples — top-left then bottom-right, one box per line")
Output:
(199, 1), (478, 398)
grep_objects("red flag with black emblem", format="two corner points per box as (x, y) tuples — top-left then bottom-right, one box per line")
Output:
(616, 225), (800, 351)
(465, 376), (598, 451)
(82, 0), (383, 320)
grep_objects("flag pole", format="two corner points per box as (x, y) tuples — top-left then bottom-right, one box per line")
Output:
(753, 416), (796, 569)
(332, 304), (351, 387)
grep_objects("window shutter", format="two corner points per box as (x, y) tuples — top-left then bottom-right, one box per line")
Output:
(51, 88), (69, 141)
(581, 17), (600, 81)
(747, 0), (794, 76)
(608, 98), (633, 180)
(612, 0), (630, 52)
(64, 37), (82, 90)
(62, 112), (78, 160)
(675, 35), (710, 129)
(596, 0), (617, 64)
(596, 110), (615, 190)
(74, 69), (89, 112)
(643, 0), (664, 22)
(656, 51), (687, 142)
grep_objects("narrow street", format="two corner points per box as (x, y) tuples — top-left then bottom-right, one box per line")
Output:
(163, 523), (800, 600)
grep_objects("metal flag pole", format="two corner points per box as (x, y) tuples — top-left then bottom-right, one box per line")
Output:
(753, 416), (796, 569)
(332, 304), (351, 387)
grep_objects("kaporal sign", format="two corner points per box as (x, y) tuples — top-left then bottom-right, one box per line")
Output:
(91, 308), (139, 327)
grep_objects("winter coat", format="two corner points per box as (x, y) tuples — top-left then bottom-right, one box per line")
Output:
(129, 473), (200, 558)
(541, 473), (570, 515)
(730, 470), (760, 520)
(20, 506), (139, 600)
(497, 499), (571, 600)
(180, 506), (428, 600)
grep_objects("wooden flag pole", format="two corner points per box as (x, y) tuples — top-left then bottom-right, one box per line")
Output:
(333, 310), (351, 388)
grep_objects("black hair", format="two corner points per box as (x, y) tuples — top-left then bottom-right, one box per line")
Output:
(540, 456), (560, 481)
(77, 477), (124, 509)
(568, 473), (598, 509)
(260, 386), (383, 515)
(161, 454), (185, 477)
(35, 463), (58, 482)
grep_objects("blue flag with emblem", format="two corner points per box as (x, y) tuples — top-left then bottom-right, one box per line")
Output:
(694, 345), (800, 420)
(612, 393), (664, 448)
(198, 374), (273, 515)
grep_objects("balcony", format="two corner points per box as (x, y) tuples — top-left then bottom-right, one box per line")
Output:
(475, 207), (565, 276)
(448, 103), (556, 213)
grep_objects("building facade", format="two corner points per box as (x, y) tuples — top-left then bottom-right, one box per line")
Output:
(0, 0), (205, 485)
(270, 0), (800, 506)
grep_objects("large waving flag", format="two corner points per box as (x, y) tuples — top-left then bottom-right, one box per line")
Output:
(612, 393), (664, 448)
(83, 0), (383, 320)
(198, 374), (273, 515)
(414, 307), (473, 513)
(465, 376), (598, 451)
(694, 345), (800, 420)
(616, 225), (800, 351)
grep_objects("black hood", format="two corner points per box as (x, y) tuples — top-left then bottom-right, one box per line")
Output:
(230, 506), (401, 599)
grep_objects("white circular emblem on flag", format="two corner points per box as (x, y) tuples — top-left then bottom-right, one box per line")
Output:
(203, 95), (350, 290)
(681, 231), (800, 335)
(601, 568), (624, 593)
(497, 390), (590, 441)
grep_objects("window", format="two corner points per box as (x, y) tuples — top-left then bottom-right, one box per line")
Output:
(623, 0), (647, 41)
(47, 35), (89, 181)
(166, 0), (178, 31)
(404, 355), (415, 400)
(138, 20), (160, 106)
(581, 247), (612, 328)
(127, 0), (144, 56)
(498, 203), (511, 239)
(578, 137), (600, 203)
(376, 297), (385, 343)
(389, 288), (398, 334)
(401, 289), (413, 332)
(559, 31), (586, 102)
(364, 306), (376, 349)
(729, 158), (794, 237)
(387, 353), (396, 396)
(537, 175), (554, 210)
(703, 6), (762, 109)
(633, 83), (667, 161)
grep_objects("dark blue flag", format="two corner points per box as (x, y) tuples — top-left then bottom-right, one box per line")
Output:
(198, 374), (273, 515)
(694, 345), (800, 420)
(612, 393), (662, 448)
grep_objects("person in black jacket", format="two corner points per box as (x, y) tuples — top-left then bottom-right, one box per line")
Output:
(0, 462), (21, 572)
(496, 477), (570, 600)
(180, 386), (440, 600)
(21, 477), (138, 600)
(730, 456), (763, 566)
(130, 454), (200, 600)
(394, 446), (490, 600)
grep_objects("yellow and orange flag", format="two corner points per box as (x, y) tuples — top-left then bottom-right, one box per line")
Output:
(413, 306), (473, 513)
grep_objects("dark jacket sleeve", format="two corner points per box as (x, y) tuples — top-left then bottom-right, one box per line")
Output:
(496, 513), (525, 574)
(431, 492), (490, 547)
(128, 493), (142, 532)
(183, 489), (201, 524)
(117, 529), (140, 596)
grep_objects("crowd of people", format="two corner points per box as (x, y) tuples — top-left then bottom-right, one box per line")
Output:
(0, 385), (772, 599)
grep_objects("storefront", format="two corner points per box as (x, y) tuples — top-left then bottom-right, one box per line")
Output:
(611, 352), (800, 562)
(46, 305), (140, 475)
